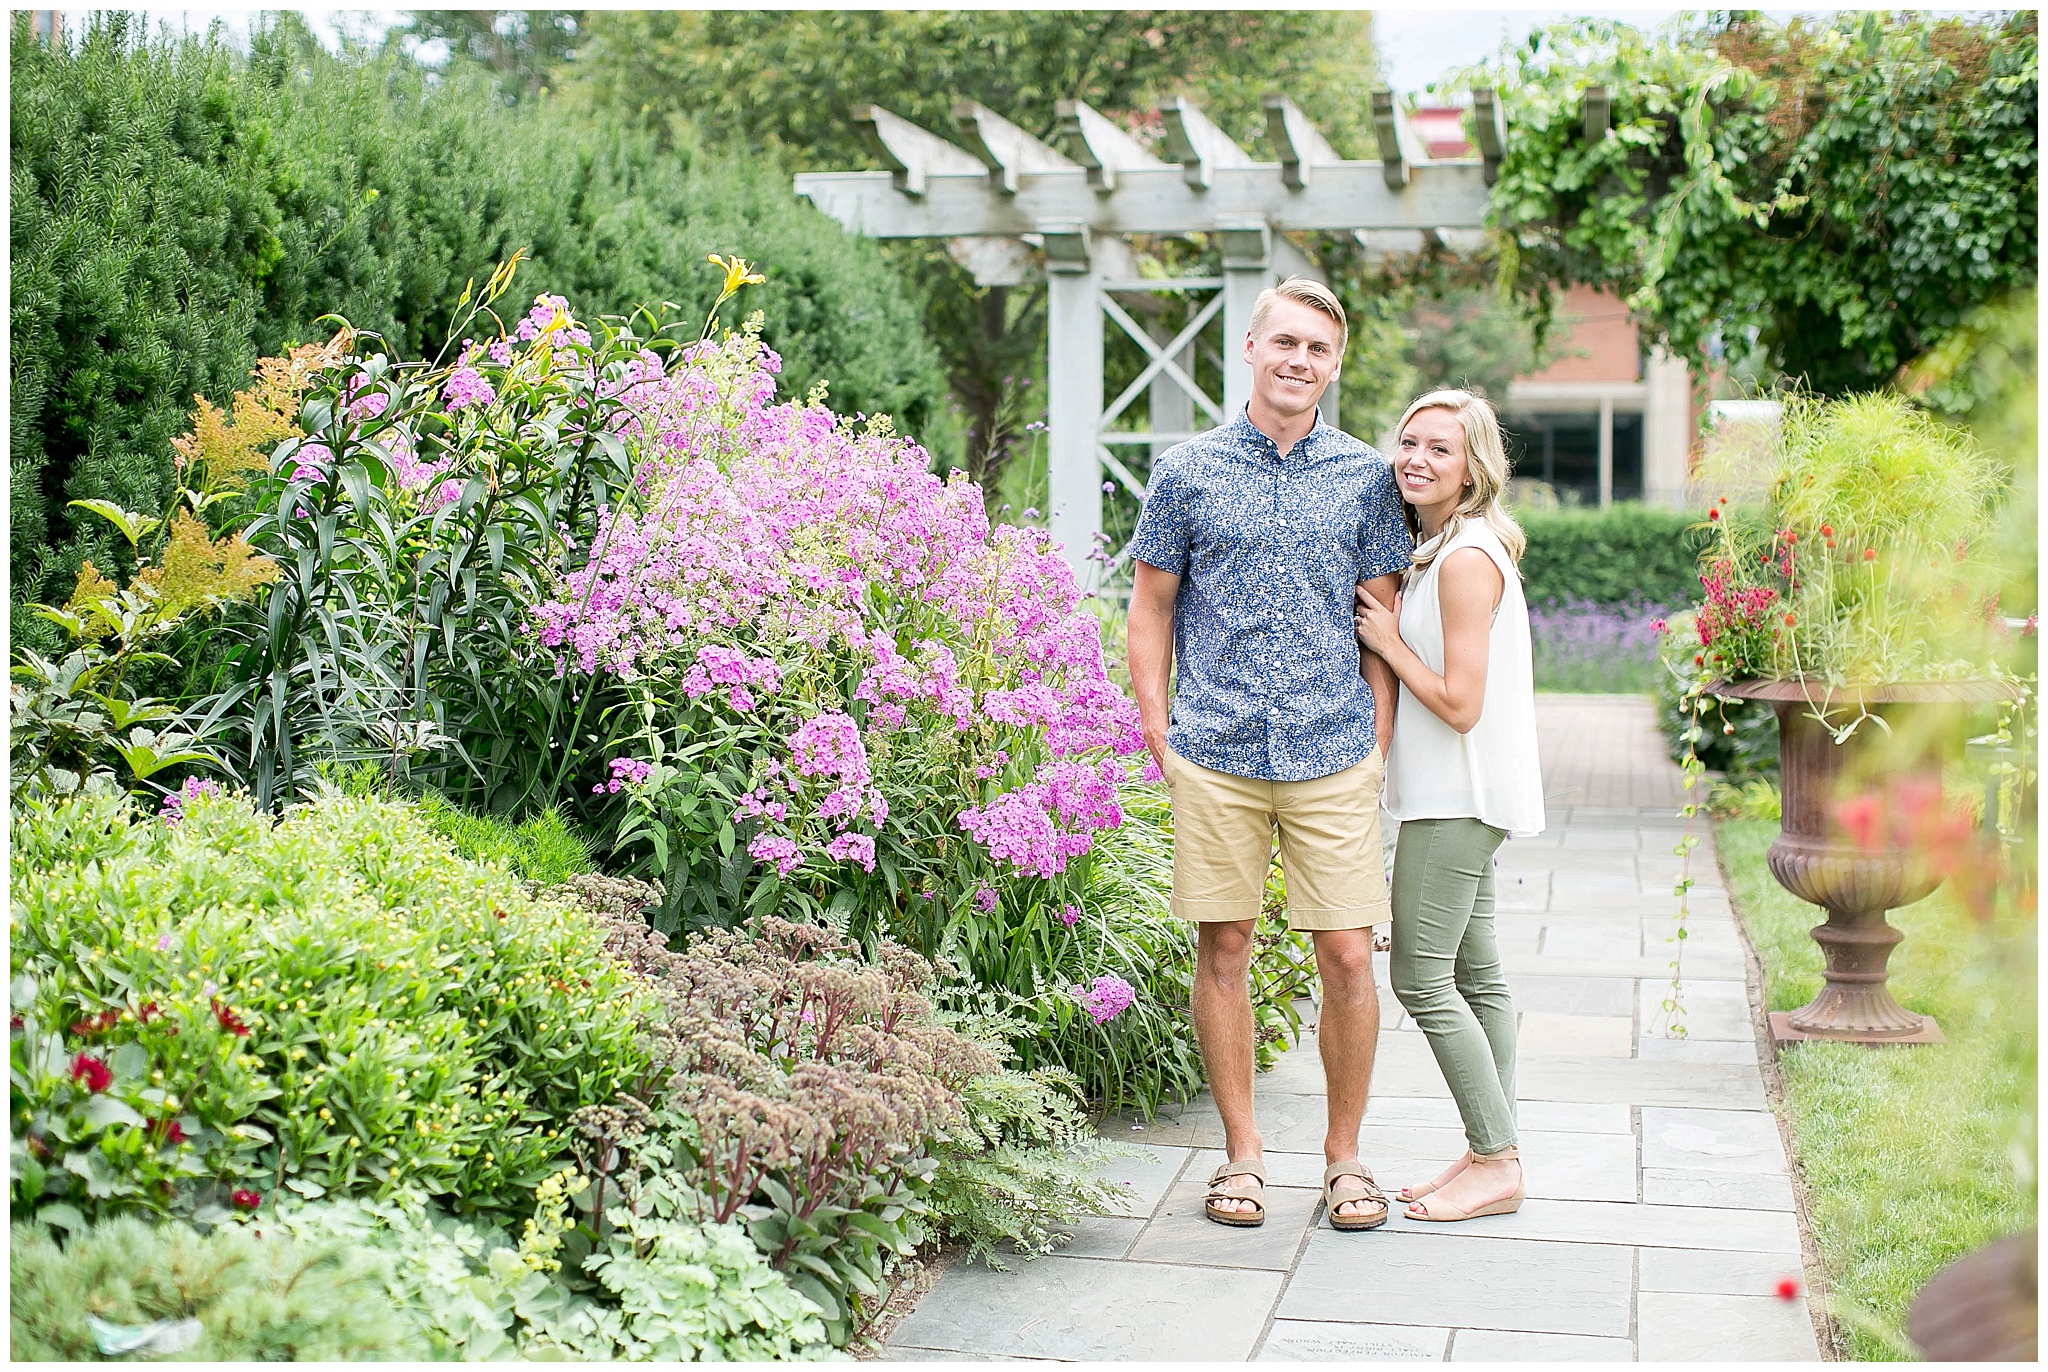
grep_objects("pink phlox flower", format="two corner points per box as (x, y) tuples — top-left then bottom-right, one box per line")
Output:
(442, 367), (496, 411)
(789, 712), (870, 784)
(289, 442), (333, 484)
(971, 886), (999, 913)
(428, 479), (464, 510)
(488, 338), (514, 366)
(747, 832), (803, 878)
(824, 832), (876, 872)
(1075, 973), (1136, 1025)
(1058, 904), (1082, 927)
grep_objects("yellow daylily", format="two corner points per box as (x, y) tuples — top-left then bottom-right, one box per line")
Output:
(707, 253), (766, 298)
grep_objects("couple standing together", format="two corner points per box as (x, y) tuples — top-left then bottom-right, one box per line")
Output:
(1126, 277), (1544, 1232)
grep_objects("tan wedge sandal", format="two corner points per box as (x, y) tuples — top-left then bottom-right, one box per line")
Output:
(1404, 1146), (1525, 1222)
(1204, 1158), (1267, 1228)
(1322, 1160), (1390, 1232)
(1399, 1150), (1474, 1203)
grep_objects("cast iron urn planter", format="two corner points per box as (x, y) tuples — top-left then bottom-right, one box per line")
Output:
(1719, 679), (2015, 1047)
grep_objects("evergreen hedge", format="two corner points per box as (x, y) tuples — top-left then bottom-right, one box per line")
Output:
(1517, 504), (1708, 609)
(10, 13), (947, 650)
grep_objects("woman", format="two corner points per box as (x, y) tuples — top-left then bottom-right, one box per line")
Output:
(1354, 389), (1545, 1223)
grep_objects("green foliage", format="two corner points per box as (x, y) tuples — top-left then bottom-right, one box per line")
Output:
(567, 10), (1377, 483)
(9, 788), (654, 1226)
(1717, 818), (2035, 1359)
(926, 1040), (1143, 1270)
(418, 794), (595, 887)
(10, 14), (945, 651)
(1653, 618), (1780, 779)
(1474, 13), (2038, 394)
(10, 1214), (425, 1361)
(271, 1184), (836, 1361)
(1518, 505), (1708, 610)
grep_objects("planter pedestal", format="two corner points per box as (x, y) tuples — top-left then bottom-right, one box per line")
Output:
(1719, 680), (2013, 1048)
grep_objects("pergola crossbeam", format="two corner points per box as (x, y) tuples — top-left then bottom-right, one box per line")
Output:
(797, 91), (1502, 589)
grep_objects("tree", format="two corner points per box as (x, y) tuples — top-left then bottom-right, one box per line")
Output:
(1474, 12), (2037, 393)
(564, 11), (1379, 493)
(391, 10), (584, 103)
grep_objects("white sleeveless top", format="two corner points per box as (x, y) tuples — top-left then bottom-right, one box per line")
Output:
(1383, 519), (1547, 837)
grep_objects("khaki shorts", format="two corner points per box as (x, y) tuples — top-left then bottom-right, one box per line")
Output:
(1162, 745), (1392, 931)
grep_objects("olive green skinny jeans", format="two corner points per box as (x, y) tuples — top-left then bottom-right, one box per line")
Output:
(1390, 817), (1518, 1155)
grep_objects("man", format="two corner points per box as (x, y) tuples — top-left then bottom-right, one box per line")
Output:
(1126, 277), (1409, 1231)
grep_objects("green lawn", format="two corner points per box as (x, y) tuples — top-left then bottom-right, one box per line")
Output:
(1716, 819), (2037, 1360)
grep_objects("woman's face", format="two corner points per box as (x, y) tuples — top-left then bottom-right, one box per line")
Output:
(1395, 407), (1471, 515)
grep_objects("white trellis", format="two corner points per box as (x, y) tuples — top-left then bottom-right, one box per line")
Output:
(794, 91), (1503, 588)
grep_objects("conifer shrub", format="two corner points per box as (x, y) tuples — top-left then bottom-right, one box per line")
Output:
(10, 1215), (425, 1361)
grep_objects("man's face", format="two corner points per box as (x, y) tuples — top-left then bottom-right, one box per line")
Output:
(1242, 297), (1344, 421)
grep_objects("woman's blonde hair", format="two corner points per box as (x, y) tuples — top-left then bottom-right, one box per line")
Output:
(1393, 389), (1527, 573)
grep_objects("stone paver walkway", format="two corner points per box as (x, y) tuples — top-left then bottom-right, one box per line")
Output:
(885, 694), (1821, 1363)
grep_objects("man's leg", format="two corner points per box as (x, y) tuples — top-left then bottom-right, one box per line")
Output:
(1311, 926), (1380, 1217)
(1193, 918), (1262, 1212)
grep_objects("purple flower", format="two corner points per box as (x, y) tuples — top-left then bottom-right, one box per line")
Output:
(747, 833), (803, 878)
(825, 832), (877, 871)
(1058, 904), (1081, 927)
(1075, 973), (1136, 1025)
(442, 367), (497, 411)
(159, 776), (220, 827)
(428, 479), (463, 510)
(972, 886), (1000, 913)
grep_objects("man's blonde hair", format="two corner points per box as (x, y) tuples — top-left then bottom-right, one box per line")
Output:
(1247, 276), (1348, 359)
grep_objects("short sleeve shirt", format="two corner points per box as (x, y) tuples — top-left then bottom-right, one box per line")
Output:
(1127, 407), (1412, 781)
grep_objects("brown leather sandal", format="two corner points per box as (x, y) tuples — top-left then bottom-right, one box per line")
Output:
(1405, 1146), (1525, 1222)
(1203, 1158), (1267, 1228)
(1322, 1160), (1390, 1231)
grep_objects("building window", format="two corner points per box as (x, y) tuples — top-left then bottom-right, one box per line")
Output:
(1503, 410), (1644, 506)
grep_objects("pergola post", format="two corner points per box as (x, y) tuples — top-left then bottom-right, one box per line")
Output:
(1044, 229), (1102, 589)
(1218, 217), (1272, 417)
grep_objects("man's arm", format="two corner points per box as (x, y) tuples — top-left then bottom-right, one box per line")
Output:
(1357, 572), (1402, 755)
(1128, 560), (1182, 774)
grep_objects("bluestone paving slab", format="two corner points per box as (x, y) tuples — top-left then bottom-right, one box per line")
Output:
(1637, 1292), (1822, 1361)
(1551, 869), (1646, 895)
(1505, 974), (1638, 1018)
(1365, 1096), (1632, 1135)
(1642, 1107), (1789, 1174)
(1518, 1012), (1634, 1059)
(1642, 1166), (1795, 1211)
(1279, 1231), (1634, 1336)
(1129, 1176), (1321, 1269)
(884, 1255), (1283, 1361)
(1515, 1057), (1769, 1109)
(1253, 1318), (1449, 1367)
(1636, 1035), (1762, 1064)
(1462, 1199), (1802, 1253)
(1538, 925), (1644, 961)
(1092, 1144), (1189, 1216)
(1046, 1215), (1148, 1259)
(1639, 978), (1759, 1041)
(1449, 1329), (1635, 1361)
(1493, 877), (1550, 912)
(884, 1345), (1070, 1362)
(1638, 1245), (1814, 1296)
(1255, 1320), (1451, 1361)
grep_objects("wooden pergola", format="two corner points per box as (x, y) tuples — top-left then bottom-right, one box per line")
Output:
(794, 92), (1504, 587)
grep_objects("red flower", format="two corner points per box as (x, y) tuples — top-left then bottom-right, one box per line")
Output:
(1820, 525), (1833, 538)
(1775, 1277), (1802, 1302)
(69, 1008), (120, 1037)
(151, 1118), (186, 1145)
(1835, 795), (1885, 851)
(1693, 654), (1705, 667)
(1863, 549), (1877, 561)
(1707, 508), (1721, 520)
(137, 1001), (162, 1024)
(211, 1000), (251, 1038)
(9, 1014), (21, 1031)
(70, 1053), (112, 1093)
(230, 1188), (263, 1211)
(1783, 613), (1796, 627)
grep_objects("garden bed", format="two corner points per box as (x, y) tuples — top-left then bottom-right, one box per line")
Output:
(1716, 818), (2036, 1361)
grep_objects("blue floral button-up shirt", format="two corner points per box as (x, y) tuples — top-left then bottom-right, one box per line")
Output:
(1128, 407), (1412, 782)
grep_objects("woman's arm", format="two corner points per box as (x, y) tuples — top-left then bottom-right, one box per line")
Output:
(1353, 547), (1502, 734)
